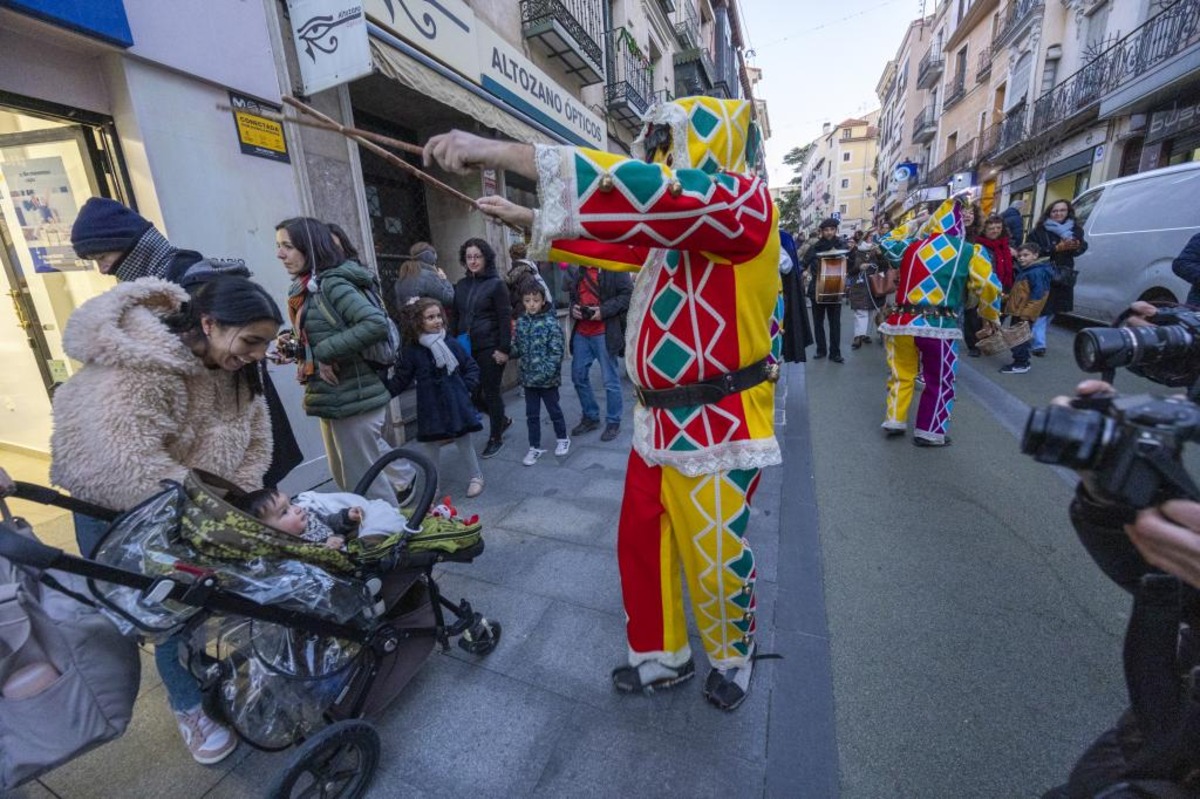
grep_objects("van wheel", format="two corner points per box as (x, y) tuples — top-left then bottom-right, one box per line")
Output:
(1138, 289), (1177, 306)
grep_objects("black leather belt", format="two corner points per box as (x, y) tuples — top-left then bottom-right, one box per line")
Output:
(634, 358), (779, 410)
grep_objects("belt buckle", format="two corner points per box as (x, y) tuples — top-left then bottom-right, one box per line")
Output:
(765, 362), (780, 384)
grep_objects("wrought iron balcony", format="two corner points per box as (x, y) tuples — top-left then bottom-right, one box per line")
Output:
(1097, 0), (1200, 116)
(674, 0), (701, 50)
(976, 46), (992, 83)
(984, 104), (1030, 164)
(673, 45), (716, 94)
(605, 28), (654, 131)
(917, 49), (944, 90)
(992, 0), (1043, 51)
(943, 72), (967, 110)
(927, 138), (979, 187)
(652, 88), (675, 105)
(912, 105), (938, 143)
(521, 0), (605, 86)
(1028, 55), (1106, 138)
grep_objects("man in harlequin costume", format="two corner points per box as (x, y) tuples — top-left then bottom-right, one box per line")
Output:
(425, 96), (781, 710)
(877, 196), (1003, 446)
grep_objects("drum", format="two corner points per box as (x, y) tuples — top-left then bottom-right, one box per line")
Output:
(815, 250), (849, 305)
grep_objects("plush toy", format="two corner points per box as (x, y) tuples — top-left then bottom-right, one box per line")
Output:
(429, 496), (479, 527)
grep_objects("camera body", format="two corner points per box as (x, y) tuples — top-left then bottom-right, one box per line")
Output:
(276, 337), (299, 361)
(1023, 394), (1200, 508)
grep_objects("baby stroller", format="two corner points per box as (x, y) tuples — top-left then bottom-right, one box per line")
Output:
(0, 449), (500, 798)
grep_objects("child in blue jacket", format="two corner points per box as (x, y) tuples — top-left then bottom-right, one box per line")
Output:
(511, 282), (569, 465)
(1000, 242), (1054, 374)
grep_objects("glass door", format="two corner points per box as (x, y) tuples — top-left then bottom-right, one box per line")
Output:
(0, 110), (117, 453)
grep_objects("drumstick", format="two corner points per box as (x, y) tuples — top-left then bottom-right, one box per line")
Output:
(217, 102), (424, 156)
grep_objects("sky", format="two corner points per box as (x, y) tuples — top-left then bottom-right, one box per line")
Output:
(738, 0), (931, 186)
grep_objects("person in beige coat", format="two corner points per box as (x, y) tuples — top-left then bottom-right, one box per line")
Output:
(49, 273), (282, 765)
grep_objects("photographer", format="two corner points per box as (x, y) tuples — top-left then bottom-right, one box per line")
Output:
(564, 264), (632, 442)
(1029, 302), (1200, 796)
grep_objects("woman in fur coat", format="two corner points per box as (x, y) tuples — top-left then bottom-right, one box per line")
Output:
(49, 273), (283, 765)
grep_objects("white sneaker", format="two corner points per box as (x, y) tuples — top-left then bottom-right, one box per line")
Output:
(174, 706), (237, 764)
(554, 438), (570, 456)
(523, 447), (546, 466)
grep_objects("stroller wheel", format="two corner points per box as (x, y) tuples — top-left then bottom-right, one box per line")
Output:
(267, 720), (380, 799)
(458, 617), (502, 656)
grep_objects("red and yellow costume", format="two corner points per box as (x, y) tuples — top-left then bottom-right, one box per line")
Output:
(529, 97), (780, 678)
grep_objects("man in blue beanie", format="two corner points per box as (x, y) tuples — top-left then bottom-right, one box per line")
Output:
(71, 197), (207, 282)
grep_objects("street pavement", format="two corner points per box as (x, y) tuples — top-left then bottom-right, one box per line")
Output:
(5, 318), (1150, 798)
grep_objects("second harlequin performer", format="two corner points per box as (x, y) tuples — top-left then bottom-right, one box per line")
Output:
(878, 196), (1003, 446)
(424, 96), (781, 710)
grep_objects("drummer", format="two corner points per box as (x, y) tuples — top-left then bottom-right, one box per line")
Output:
(804, 218), (848, 363)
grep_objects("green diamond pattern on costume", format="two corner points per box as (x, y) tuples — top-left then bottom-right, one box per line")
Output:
(728, 507), (751, 538)
(613, 161), (664, 208)
(664, 250), (681, 273)
(728, 549), (755, 579)
(574, 154), (601, 198)
(715, 173), (737, 192)
(690, 104), (721, 139)
(697, 153), (722, 175)
(731, 590), (753, 610)
(648, 334), (695, 382)
(677, 168), (715, 197)
(727, 468), (756, 493)
(651, 284), (687, 328)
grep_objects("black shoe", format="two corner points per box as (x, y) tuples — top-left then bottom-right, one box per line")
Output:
(571, 418), (599, 436)
(611, 658), (695, 694)
(829, 354), (844, 363)
(967, 348), (981, 358)
(600, 423), (620, 442)
(813, 351), (827, 359)
(851, 338), (863, 350)
(1032, 349), (1046, 357)
(884, 428), (906, 438)
(481, 438), (504, 459)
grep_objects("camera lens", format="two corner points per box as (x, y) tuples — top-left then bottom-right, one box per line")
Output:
(1021, 405), (1114, 469)
(1074, 324), (1194, 373)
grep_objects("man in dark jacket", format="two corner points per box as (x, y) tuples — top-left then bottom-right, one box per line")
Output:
(71, 197), (303, 487)
(804, 218), (848, 363)
(1171, 231), (1200, 306)
(564, 265), (633, 441)
(1000, 200), (1025, 245)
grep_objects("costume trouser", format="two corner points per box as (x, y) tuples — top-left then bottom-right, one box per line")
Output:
(319, 406), (415, 503)
(811, 301), (842, 356)
(474, 346), (507, 442)
(412, 436), (483, 485)
(572, 332), (622, 425)
(524, 386), (567, 448)
(883, 334), (958, 444)
(617, 450), (760, 670)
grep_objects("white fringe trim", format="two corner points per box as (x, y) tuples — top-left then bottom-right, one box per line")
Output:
(530, 144), (575, 260)
(877, 323), (963, 340)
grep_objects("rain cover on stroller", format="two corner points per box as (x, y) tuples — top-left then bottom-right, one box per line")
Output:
(89, 478), (375, 639)
(0, 514), (140, 791)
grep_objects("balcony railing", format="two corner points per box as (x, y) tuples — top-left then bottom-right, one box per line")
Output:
(1028, 0), (1199, 138)
(943, 72), (967, 110)
(986, 104), (1029, 162)
(927, 138), (979, 186)
(976, 46), (992, 83)
(652, 88), (675, 105)
(993, 0), (1043, 50)
(521, 0), (605, 86)
(674, 0), (701, 50)
(673, 45), (716, 92)
(912, 105), (938, 142)
(917, 49), (944, 89)
(605, 28), (654, 131)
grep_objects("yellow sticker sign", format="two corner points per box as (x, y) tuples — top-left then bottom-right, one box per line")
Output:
(228, 92), (290, 163)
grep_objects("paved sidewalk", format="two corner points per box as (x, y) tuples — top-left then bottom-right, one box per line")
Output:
(6, 364), (831, 799)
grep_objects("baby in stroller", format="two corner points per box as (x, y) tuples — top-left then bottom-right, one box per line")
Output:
(232, 488), (402, 551)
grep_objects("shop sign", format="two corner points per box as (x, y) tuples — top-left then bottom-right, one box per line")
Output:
(288, 0), (374, 95)
(0, 0), (132, 47)
(477, 29), (606, 149)
(228, 93), (291, 163)
(1147, 102), (1200, 144)
(365, 0), (479, 79)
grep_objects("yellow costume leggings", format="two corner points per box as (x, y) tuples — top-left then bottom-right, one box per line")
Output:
(617, 450), (760, 670)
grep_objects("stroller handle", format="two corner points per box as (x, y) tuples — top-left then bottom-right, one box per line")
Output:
(0, 521), (62, 569)
(6, 482), (120, 522)
(353, 448), (437, 525)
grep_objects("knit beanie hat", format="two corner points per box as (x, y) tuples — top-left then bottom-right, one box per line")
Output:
(819, 218), (839, 231)
(71, 197), (154, 258)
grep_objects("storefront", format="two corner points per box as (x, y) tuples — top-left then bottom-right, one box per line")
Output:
(1042, 146), (1098, 208)
(1140, 95), (1200, 172)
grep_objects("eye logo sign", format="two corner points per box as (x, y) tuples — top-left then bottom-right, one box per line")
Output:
(892, 162), (918, 183)
(296, 6), (363, 61)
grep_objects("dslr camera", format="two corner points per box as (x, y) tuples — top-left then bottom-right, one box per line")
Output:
(275, 336), (300, 361)
(1021, 306), (1200, 508)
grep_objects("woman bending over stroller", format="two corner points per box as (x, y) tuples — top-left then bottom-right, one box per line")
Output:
(49, 274), (283, 765)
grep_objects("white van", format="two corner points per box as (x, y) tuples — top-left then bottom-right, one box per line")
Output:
(1069, 161), (1200, 324)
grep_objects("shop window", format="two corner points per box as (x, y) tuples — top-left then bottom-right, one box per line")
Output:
(1119, 137), (1144, 177)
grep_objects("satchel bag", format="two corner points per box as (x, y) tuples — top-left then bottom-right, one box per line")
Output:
(867, 267), (898, 297)
(1050, 263), (1078, 289)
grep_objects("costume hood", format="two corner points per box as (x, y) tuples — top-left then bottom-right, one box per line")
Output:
(632, 96), (762, 175)
(62, 278), (201, 376)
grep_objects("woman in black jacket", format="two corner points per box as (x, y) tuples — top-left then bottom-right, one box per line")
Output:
(451, 237), (512, 458)
(1026, 199), (1088, 356)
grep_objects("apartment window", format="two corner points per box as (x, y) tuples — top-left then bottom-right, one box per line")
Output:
(1007, 51), (1032, 110)
(842, 152), (851, 162)
(1040, 45), (1062, 93)
(841, 178), (850, 188)
(839, 203), (848, 214)
(1086, 1), (1111, 52)
(842, 128), (853, 139)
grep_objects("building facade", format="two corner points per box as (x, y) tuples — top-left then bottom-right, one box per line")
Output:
(797, 112), (880, 235)
(875, 18), (934, 225)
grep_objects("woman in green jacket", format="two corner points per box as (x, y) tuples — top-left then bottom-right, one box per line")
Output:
(274, 217), (413, 503)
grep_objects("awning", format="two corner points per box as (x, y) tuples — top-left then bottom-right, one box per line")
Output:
(369, 37), (557, 147)
(1045, 147), (1096, 182)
